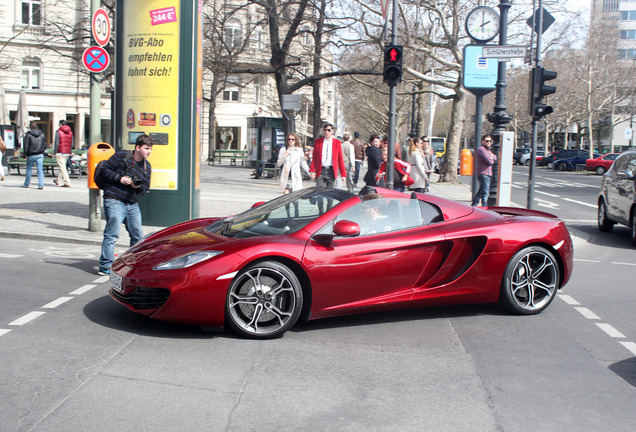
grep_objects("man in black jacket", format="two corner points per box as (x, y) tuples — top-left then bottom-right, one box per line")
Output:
(98, 134), (153, 275)
(21, 122), (47, 189)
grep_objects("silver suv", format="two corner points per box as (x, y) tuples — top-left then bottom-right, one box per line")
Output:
(598, 150), (636, 246)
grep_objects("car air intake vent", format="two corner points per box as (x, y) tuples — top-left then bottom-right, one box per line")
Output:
(112, 287), (170, 310)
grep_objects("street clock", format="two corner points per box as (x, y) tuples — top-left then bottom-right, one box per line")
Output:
(465, 6), (500, 43)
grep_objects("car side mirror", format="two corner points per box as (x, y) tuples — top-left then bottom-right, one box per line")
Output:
(618, 170), (634, 179)
(251, 201), (266, 209)
(333, 220), (361, 237)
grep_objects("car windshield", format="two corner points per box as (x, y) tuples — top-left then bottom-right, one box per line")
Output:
(206, 187), (356, 238)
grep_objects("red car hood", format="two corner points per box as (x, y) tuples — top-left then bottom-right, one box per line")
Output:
(119, 217), (231, 267)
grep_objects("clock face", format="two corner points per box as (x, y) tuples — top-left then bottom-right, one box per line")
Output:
(466, 6), (500, 42)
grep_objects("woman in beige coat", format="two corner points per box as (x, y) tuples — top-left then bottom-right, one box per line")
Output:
(278, 132), (309, 194)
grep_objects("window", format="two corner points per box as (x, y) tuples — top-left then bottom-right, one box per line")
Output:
(621, 10), (636, 20)
(224, 20), (243, 49)
(253, 30), (263, 50)
(619, 29), (636, 40)
(301, 26), (312, 46)
(223, 88), (239, 102)
(253, 83), (261, 104)
(618, 49), (636, 59)
(22, 1), (41, 25)
(21, 59), (41, 89)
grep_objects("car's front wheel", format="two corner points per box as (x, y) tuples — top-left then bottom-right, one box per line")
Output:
(226, 261), (303, 339)
(595, 166), (606, 175)
(499, 246), (559, 315)
(630, 212), (636, 247)
(557, 162), (567, 171)
(598, 199), (614, 232)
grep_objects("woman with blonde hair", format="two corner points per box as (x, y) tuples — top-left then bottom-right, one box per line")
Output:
(408, 137), (427, 193)
(277, 132), (309, 194)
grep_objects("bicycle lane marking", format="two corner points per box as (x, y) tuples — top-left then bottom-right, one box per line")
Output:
(0, 276), (109, 338)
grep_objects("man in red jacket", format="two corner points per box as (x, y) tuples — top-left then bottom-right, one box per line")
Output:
(53, 120), (73, 187)
(309, 123), (347, 188)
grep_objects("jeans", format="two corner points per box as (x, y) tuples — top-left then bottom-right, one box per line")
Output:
(99, 198), (143, 271)
(472, 174), (491, 206)
(353, 160), (362, 185)
(24, 154), (44, 187)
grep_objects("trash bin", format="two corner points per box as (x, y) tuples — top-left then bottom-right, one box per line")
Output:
(87, 142), (115, 189)
(460, 148), (473, 176)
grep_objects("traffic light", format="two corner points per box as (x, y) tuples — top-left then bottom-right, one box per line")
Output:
(383, 45), (403, 85)
(529, 66), (557, 119)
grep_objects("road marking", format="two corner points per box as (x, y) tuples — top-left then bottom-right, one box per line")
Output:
(574, 307), (601, 320)
(573, 259), (600, 263)
(535, 190), (561, 197)
(0, 253), (22, 258)
(611, 262), (636, 266)
(70, 284), (97, 295)
(558, 294), (580, 305)
(563, 197), (597, 208)
(9, 311), (46, 326)
(0, 329), (12, 337)
(94, 276), (109, 283)
(42, 297), (74, 309)
(620, 342), (636, 356)
(596, 323), (626, 338)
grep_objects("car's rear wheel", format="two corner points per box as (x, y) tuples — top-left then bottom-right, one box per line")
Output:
(630, 212), (636, 247)
(557, 162), (567, 171)
(595, 166), (606, 175)
(598, 199), (614, 232)
(524, 159), (530, 166)
(499, 246), (559, 315)
(546, 162), (553, 169)
(226, 261), (303, 339)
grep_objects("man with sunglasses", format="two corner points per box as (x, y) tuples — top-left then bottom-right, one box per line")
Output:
(309, 123), (347, 188)
(472, 134), (497, 207)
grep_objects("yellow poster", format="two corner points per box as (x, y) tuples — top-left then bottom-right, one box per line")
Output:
(122, 0), (180, 190)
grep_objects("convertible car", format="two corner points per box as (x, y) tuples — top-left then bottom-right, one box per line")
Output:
(110, 187), (573, 339)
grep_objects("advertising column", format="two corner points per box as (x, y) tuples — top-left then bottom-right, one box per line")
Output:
(116, 0), (201, 226)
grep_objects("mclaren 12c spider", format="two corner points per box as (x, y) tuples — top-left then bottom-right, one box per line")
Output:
(110, 187), (573, 339)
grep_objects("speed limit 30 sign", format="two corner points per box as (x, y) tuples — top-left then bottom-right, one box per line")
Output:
(92, 8), (111, 47)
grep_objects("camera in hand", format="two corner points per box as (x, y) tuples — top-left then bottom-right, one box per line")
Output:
(131, 176), (142, 187)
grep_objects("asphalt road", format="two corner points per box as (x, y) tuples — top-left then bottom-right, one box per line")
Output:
(2, 205), (635, 432)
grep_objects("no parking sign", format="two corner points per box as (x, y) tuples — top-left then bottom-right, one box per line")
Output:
(82, 46), (110, 73)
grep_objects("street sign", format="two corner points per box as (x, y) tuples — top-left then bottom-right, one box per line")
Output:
(482, 45), (527, 59)
(380, 0), (390, 19)
(92, 8), (111, 47)
(625, 127), (633, 140)
(462, 45), (497, 96)
(282, 94), (300, 110)
(82, 46), (110, 73)
(527, 7), (555, 35)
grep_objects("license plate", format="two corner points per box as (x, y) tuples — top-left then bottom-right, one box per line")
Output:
(110, 271), (123, 292)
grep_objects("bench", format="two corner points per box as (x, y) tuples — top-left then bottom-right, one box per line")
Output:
(208, 149), (248, 166)
(7, 149), (88, 177)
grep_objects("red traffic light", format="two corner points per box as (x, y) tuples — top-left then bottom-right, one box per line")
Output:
(383, 45), (403, 85)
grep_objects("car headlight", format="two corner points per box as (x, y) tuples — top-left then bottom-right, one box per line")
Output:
(153, 251), (223, 270)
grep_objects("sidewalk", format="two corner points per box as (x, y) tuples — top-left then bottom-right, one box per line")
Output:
(0, 163), (472, 246)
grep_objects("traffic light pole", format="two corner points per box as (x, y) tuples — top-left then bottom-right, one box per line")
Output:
(527, 0), (545, 210)
(385, 0), (399, 190)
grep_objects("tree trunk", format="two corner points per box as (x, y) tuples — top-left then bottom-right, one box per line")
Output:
(439, 85), (466, 183)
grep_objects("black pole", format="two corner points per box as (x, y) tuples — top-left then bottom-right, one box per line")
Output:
(472, 95), (483, 198)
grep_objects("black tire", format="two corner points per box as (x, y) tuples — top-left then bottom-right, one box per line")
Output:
(524, 159), (530, 166)
(557, 162), (567, 171)
(598, 199), (614, 233)
(595, 166), (606, 175)
(547, 162), (553, 169)
(499, 246), (559, 315)
(630, 212), (636, 247)
(225, 261), (303, 339)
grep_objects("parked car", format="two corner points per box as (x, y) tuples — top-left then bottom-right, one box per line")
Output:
(553, 153), (600, 171)
(520, 150), (545, 166)
(540, 149), (588, 169)
(598, 150), (636, 246)
(109, 186), (574, 339)
(585, 153), (619, 175)
(513, 148), (531, 165)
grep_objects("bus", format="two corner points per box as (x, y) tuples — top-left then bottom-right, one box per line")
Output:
(429, 137), (446, 158)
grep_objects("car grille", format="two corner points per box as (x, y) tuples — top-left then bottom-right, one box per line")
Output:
(111, 287), (170, 310)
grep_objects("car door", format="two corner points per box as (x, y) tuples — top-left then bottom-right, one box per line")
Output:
(606, 154), (633, 222)
(302, 197), (446, 318)
(615, 155), (636, 223)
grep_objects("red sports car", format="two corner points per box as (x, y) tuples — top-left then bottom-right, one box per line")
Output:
(585, 153), (619, 175)
(110, 187), (574, 339)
